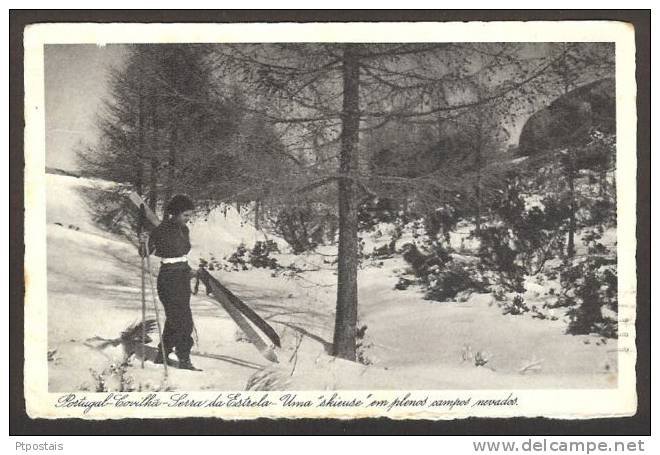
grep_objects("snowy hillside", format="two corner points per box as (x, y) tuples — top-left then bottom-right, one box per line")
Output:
(46, 173), (617, 392)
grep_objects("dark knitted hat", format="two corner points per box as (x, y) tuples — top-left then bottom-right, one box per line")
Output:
(165, 194), (194, 216)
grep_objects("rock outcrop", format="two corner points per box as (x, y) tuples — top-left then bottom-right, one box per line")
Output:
(518, 78), (615, 157)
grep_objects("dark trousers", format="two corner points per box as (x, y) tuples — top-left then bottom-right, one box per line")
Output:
(157, 264), (193, 360)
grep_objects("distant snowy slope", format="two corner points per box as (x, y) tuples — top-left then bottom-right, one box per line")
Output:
(46, 173), (117, 235)
(189, 206), (287, 262)
(46, 172), (286, 262)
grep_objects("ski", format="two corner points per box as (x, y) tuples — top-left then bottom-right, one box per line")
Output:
(127, 192), (160, 229)
(125, 192), (280, 363)
(196, 269), (279, 363)
(196, 268), (281, 348)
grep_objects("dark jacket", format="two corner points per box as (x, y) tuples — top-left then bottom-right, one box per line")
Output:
(146, 218), (191, 258)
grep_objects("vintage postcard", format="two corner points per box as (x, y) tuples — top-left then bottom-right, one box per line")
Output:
(23, 21), (637, 420)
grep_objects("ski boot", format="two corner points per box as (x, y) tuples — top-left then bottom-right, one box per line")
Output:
(177, 356), (202, 371)
(153, 349), (175, 366)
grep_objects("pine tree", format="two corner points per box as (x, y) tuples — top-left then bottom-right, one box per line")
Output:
(78, 44), (244, 212)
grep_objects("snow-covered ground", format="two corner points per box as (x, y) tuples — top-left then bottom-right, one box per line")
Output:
(46, 173), (617, 392)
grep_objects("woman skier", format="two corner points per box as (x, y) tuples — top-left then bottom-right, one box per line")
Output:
(140, 194), (200, 371)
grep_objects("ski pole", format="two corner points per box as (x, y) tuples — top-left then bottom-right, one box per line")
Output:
(140, 250), (147, 369)
(138, 205), (147, 369)
(144, 250), (169, 379)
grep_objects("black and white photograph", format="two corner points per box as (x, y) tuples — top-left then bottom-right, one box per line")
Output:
(20, 20), (639, 420)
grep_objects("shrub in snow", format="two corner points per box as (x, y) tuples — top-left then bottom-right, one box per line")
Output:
(584, 197), (616, 226)
(227, 243), (250, 271)
(401, 242), (448, 277)
(461, 346), (494, 370)
(356, 323), (373, 366)
(271, 205), (325, 254)
(400, 241), (485, 302)
(478, 226), (526, 293)
(197, 254), (237, 273)
(530, 305), (559, 321)
(491, 285), (507, 302)
(245, 333), (304, 391)
(245, 365), (292, 391)
(249, 241), (281, 270)
(371, 239), (397, 259)
(357, 198), (402, 230)
(424, 261), (487, 302)
(501, 294), (530, 316)
(85, 364), (135, 392)
(560, 230), (617, 338)
(207, 256), (220, 271)
(593, 318), (618, 339)
(565, 273), (604, 335)
(563, 262), (617, 338)
(479, 173), (571, 291)
(423, 206), (460, 244)
(581, 227), (609, 255)
(224, 241), (281, 271)
(394, 277), (414, 291)
(473, 351), (491, 368)
(455, 290), (473, 303)
(271, 263), (307, 280)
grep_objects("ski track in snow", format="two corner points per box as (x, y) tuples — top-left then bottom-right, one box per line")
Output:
(46, 174), (617, 392)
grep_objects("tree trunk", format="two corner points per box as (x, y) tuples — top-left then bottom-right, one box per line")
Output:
(254, 200), (261, 231)
(165, 127), (177, 204)
(149, 156), (159, 212)
(474, 115), (483, 238)
(332, 45), (360, 361)
(473, 92), (484, 238)
(561, 56), (576, 259)
(136, 166), (144, 198)
(148, 109), (159, 212)
(475, 182), (482, 237)
(136, 82), (145, 197)
(136, 82), (146, 369)
(567, 152), (576, 258)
